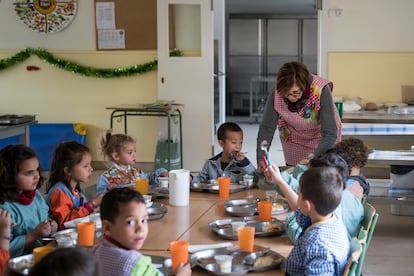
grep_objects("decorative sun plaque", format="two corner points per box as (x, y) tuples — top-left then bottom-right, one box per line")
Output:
(13, 0), (78, 34)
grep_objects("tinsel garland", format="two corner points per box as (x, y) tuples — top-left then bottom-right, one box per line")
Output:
(0, 48), (182, 78)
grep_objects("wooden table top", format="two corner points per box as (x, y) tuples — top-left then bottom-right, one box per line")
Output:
(141, 187), (292, 275)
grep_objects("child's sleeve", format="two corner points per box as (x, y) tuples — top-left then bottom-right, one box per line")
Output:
(139, 168), (168, 186)
(96, 174), (110, 196)
(49, 190), (90, 230)
(284, 211), (303, 244)
(236, 157), (256, 176)
(131, 256), (164, 276)
(0, 249), (10, 276)
(196, 160), (214, 183)
(278, 171), (299, 195)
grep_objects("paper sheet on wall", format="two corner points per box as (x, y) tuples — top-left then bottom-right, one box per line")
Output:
(96, 2), (116, 30)
(97, 29), (125, 49)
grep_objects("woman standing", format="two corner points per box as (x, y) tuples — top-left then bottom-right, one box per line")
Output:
(256, 61), (341, 167)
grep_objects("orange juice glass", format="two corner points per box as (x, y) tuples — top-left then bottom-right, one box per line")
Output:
(135, 178), (149, 195)
(257, 201), (273, 222)
(237, 226), (255, 252)
(170, 240), (189, 271)
(77, 221), (95, 246)
(217, 176), (230, 199)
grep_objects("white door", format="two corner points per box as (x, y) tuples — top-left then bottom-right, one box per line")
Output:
(157, 0), (214, 171)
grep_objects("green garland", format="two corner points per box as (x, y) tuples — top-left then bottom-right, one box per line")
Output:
(0, 48), (182, 78)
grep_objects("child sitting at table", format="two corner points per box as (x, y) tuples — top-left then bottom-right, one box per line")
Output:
(96, 130), (168, 196)
(46, 141), (102, 230)
(0, 145), (58, 257)
(91, 187), (192, 276)
(0, 209), (11, 275)
(193, 122), (256, 183)
(334, 137), (370, 200)
(272, 149), (363, 243)
(264, 166), (350, 275)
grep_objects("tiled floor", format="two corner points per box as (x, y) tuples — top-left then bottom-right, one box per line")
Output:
(80, 117), (414, 275)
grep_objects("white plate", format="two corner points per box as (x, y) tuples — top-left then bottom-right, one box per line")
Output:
(63, 216), (90, 229)
(51, 228), (78, 239)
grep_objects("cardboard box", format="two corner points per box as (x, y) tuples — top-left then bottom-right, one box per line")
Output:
(401, 85), (414, 104)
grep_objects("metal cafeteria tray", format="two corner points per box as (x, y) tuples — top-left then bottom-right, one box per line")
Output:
(8, 254), (34, 275)
(0, 114), (36, 125)
(148, 255), (173, 275)
(190, 245), (284, 275)
(148, 186), (169, 198)
(148, 202), (168, 220)
(209, 217), (285, 240)
(206, 184), (246, 194)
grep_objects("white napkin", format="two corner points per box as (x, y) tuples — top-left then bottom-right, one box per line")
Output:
(188, 242), (233, 253)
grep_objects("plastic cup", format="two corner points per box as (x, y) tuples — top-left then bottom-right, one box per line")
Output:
(237, 226), (255, 252)
(258, 201), (273, 222)
(135, 178), (149, 195)
(218, 176), (230, 199)
(265, 190), (278, 203)
(33, 246), (55, 263)
(77, 221), (95, 246)
(170, 240), (189, 271)
(214, 255), (233, 273)
(231, 221), (246, 236)
(243, 175), (254, 188)
(158, 176), (169, 188)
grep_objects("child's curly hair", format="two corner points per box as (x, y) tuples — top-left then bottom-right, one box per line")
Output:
(334, 137), (368, 168)
(100, 129), (135, 162)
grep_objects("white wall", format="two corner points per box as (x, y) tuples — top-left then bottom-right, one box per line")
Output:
(0, 2), (159, 163)
(320, 0), (414, 76)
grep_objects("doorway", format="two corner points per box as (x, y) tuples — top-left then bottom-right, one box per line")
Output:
(226, 14), (317, 118)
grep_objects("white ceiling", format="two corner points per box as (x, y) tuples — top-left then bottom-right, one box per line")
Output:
(226, 0), (317, 14)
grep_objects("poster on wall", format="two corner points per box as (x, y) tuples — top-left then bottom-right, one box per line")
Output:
(13, 0), (78, 33)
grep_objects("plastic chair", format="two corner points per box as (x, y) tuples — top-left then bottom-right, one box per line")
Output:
(356, 202), (379, 276)
(343, 235), (365, 276)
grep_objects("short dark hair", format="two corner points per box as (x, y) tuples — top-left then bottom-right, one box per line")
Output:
(29, 247), (98, 276)
(217, 122), (243, 141)
(276, 61), (311, 97)
(100, 187), (145, 223)
(310, 148), (351, 189)
(300, 167), (343, 216)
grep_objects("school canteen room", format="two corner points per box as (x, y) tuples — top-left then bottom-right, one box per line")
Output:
(1, 1), (414, 275)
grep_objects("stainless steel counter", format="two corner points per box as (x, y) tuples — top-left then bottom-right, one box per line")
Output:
(368, 150), (414, 165)
(342, 109), (414, 124)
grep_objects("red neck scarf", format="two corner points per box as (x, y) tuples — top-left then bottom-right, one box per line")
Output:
(18, 190), (36, 205)
(104, 235), (129, 250)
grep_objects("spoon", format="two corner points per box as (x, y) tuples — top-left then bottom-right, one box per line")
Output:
(243, 247), (272, 265)
(260, 140), (272, 166)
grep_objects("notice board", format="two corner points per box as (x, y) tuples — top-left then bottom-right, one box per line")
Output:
(94, 0), (160, 50)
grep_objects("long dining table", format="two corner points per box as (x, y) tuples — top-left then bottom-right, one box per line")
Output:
(141, 186), (293, 275)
